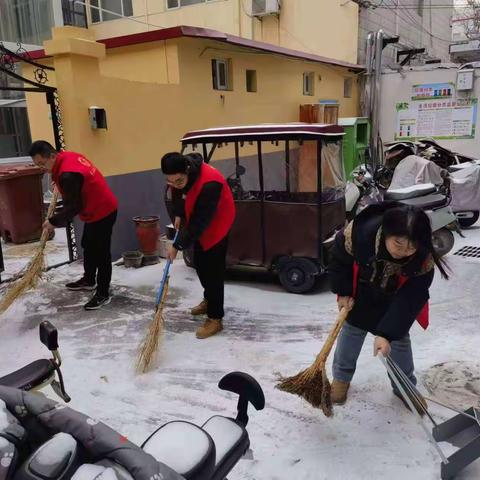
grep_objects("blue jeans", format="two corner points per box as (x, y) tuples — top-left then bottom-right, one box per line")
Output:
(332, 322), (416, 391)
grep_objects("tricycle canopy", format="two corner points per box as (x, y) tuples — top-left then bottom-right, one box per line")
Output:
(177, 123), (347, 293)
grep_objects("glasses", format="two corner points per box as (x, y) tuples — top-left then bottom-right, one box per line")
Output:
(167, 176), (186, 188)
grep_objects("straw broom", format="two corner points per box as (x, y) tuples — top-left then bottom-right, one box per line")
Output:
(276, 306), (350, 417)
(0, 189), (59, 315)
(136, 270), (170, 373)
(136, 233), (178, 373)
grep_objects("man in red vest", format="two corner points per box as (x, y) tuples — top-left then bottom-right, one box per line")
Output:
(29, 140), (118, 311)
(161, 152), (235, 339)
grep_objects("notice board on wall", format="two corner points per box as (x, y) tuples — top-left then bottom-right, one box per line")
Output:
(395, 82), (477, 140)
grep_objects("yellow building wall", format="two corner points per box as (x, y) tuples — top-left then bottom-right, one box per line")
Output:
(175, 37), (359, 160)
(24, 28), (358, 178)
(87, 0), (359, 64)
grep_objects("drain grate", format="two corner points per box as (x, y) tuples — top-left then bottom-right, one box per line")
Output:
(454, 246), (480, 258)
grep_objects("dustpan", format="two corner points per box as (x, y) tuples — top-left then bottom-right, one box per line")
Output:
(379, 355), (480, 480)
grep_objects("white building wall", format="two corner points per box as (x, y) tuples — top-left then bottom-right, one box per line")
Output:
(379, 65), (480, 158)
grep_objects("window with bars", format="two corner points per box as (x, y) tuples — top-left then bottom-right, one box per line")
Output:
(166, 0), (216, 9)
(303, 72), (314, 96)
(212, 59), (232, 91)
(246, 70), (257, 92)
(90, 0), (133, 23)
(344, 77), (353, 98)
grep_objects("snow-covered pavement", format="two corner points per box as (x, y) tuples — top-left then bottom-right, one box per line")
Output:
(1, 226), (480, 479)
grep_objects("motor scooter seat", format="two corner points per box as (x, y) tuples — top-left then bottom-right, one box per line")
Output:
(398, 193), (448, 210)
(14, 433), (83, 480)
(202, 416), (249, 480)
(141, 416), (249, 480)
(385, 183), (437, 200)
(0, 359), (55, 390)
(142, 421), (215, 480)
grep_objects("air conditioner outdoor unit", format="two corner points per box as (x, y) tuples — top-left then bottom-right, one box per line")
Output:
(252, 0), (280, 17)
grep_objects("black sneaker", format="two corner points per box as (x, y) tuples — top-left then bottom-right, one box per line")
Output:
(66, 278), (96, 291)
(84, 294), (111, 310)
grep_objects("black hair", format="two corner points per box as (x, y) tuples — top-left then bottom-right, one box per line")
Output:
(161, 152), (188, 174)
(29, 140), (56, 158)
(382, 204), (450, 279)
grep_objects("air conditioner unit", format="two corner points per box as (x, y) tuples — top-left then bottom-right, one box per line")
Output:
(252, 0), (280, 17)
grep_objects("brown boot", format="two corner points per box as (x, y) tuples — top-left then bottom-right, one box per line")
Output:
(196, 319), (223, 339)
(191, 299), (208, 316)
(331, 379), (350, 405)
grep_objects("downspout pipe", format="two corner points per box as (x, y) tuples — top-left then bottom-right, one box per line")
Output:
(372, 29), (384, 170)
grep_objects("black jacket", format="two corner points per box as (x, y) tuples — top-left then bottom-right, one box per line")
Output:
(49, 172), (83, 227)
(171, 156), (223, 251)
(328, 204), (434, 341)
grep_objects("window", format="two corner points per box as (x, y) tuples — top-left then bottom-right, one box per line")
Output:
(344, 77), (353, 98)
(303, 72), (314, 96)
(90, 0), (133, 23)
(417, 0), (424, 16)
(246, 70), (257, 92)
(0, 0), (54, 46)
(212, 59), (231, 91)
(166, 0), (215, 9)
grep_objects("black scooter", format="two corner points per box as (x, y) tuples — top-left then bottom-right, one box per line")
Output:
(0, 321), (71, 402)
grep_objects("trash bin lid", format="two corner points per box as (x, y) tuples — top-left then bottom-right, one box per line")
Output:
(0, 163), (43, 180)
(338, 117), (369, 126)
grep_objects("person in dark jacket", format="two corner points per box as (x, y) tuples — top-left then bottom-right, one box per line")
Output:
(161, 152), (235, 339)
(29, 141), (118, 310)
(328, 202), (449, 411)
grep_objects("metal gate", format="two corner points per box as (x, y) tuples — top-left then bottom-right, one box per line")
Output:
(0, 42), (78, 283)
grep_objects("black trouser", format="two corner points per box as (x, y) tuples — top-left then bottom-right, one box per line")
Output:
(81, 210), (117, 297)
(194, 236), (228, 319)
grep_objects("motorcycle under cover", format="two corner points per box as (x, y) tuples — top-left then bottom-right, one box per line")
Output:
(0, 386), (185, 480)
(388, 155), (444, 188)
(449, 165), (480, 212)
(390, 155), (480, 212)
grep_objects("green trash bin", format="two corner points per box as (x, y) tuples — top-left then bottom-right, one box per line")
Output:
(338, 117), (370, 178)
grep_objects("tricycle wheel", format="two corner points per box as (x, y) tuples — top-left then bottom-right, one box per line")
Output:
(278, 258), (317, 294)
(456, 211), (479, 228)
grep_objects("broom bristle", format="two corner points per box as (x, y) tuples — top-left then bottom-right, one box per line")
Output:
(135, 278), (169, 373)
(276, 364), (334, 417)
(0, 248), (46, 315)
(0, 190), (58, 316)
(136, 307), (165, 373)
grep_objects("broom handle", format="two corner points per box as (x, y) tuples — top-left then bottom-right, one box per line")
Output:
(155, 231), (179, 306)
(314, 307), (350, 364)
(40, 188), (60, 246)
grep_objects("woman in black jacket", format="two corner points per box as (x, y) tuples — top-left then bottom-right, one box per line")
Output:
(328, 202), (449, 410)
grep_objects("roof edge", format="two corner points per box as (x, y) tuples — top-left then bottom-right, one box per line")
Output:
(26, 25), (364, 71)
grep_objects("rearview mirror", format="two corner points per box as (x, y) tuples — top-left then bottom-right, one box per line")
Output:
(236, 165), (246, 176)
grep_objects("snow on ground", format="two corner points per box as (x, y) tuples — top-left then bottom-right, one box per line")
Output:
(1, 228), (69, 281)
(1, 226), (480, 479)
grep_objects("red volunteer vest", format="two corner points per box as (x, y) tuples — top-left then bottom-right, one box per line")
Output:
(52, 151), (118, 224)
(352, 262), (429, 329)
(184, 163), (235, 250)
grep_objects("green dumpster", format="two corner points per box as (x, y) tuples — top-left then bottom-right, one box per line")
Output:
(338, 117), (370, 178)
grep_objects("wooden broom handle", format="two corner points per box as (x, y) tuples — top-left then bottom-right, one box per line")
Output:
(39, 188), (59, 246)
(315, 307), (350, 363)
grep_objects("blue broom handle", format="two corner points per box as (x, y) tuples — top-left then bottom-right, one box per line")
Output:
(155, 231), (179, 306)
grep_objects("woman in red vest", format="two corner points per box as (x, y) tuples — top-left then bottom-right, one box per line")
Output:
(328, 203), (449, 412)
(29, 141), (118, 311)
(161, 152), (235, 339)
